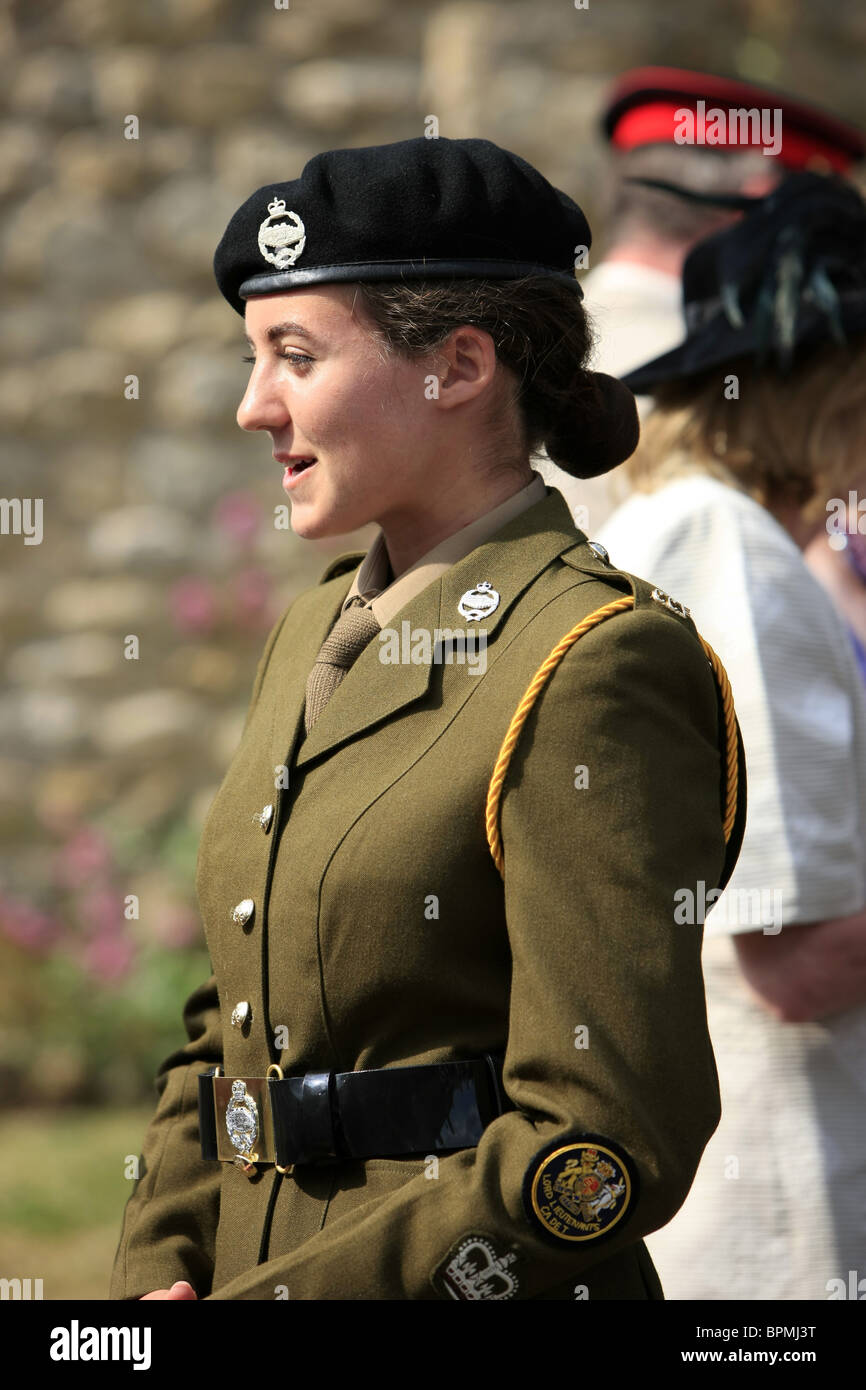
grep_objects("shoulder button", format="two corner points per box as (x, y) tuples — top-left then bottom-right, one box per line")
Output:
(587, 540), (610, 564)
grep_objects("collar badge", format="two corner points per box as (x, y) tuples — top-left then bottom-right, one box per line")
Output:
(458, 581), (500, 623)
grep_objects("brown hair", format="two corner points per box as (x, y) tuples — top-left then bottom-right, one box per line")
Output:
(627, 342), (866, 526)
(348, 275), (597, 473)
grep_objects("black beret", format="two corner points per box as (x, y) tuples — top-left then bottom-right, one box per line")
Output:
(213, 136), (590, 316)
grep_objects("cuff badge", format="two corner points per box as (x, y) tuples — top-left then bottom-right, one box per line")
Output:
(431, 1234), (522, 1300)
(522, 1133), (638, 1246)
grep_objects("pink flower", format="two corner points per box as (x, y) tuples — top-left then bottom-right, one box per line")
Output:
(0, 895), (63, 953)
(81, 931), (136, 983)
(233, 566), (274, 629)
(77, 886), (123, 938)
(55, 826), (113, 890)
(214, 492), (262, 547)
(169, 577), (217, 634)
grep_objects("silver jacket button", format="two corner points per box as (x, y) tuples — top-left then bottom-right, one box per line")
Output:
(588, 540), (610, 564)
(231, 898), (255, 927)
(231, 1001), (252, 1029)
(256, 803), (274, 832)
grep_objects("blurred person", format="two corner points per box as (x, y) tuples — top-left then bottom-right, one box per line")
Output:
(806, 508), (866, 686)
(538, 67), (865, 529)
(597, 173), (866, 1300)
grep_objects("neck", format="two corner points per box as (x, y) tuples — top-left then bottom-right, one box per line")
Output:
(380, 461), (534, 578)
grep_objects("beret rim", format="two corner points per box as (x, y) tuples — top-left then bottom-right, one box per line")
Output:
(237, 259), (583, 307)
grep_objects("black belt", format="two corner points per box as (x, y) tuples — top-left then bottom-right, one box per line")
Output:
(198, 1055), (512, 1172)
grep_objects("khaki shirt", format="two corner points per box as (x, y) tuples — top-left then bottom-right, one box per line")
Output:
(343, 472), (548, 625)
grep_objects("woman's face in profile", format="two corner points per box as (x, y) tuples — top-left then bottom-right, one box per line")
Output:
(238, 285), (434, 539)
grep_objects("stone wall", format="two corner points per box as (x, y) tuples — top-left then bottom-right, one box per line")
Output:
(1, 0), (863, 1098)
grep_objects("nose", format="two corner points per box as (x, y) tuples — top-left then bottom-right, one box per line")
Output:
(236, 362), (289, 434)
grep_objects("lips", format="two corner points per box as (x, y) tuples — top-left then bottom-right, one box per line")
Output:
(288, 458), (316, 477)
(275, 453), (317, 478)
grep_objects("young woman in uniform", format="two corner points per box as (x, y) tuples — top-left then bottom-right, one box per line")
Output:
(111, 137), (744, 1302)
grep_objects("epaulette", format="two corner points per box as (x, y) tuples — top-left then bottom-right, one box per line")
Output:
(561, 538), (698, 638)
(488, 534), (746, 895)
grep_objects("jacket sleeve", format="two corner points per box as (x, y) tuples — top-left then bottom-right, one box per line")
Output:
(205, 605), (728, 1300)
(109, 603), (295, 1300)
(109, 975), (223, 1299)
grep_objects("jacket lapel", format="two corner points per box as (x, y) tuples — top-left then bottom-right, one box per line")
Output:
(263, 573), (358, 779)
(292, 487), (584, 769)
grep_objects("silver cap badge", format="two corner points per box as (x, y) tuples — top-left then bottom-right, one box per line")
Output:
(258, 197), (306, 269)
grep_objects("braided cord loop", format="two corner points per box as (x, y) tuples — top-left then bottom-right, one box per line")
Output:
(484, 596), (739, 878)
(696, 634), (738, 842)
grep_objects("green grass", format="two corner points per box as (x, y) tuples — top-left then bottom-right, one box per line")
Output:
(0, 1105), (154, 1300)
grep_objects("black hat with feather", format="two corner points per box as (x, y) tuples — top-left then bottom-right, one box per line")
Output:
(622, 172), (866, 394)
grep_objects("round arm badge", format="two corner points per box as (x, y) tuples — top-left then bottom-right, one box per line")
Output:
(522, 1132), (639, 1246)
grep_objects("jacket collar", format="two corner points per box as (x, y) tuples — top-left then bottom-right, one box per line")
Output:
(275, 487), (583, 771)
(345, 473), (548, 629)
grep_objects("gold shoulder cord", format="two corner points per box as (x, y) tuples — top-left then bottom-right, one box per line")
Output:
(484, 596), (739, 878)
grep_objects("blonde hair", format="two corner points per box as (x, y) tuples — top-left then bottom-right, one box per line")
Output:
(628, 341), (866, 527)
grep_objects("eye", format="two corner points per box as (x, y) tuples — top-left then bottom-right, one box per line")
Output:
(240, 351), (314, 369)
(278, 351), (314, 368)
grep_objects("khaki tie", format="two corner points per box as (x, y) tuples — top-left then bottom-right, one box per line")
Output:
(304, 598), (381, 734)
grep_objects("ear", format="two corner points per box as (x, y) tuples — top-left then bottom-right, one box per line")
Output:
(430, 325), (499, 412)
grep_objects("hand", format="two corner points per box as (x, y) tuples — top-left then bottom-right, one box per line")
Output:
(139, 1281), (198, 1300)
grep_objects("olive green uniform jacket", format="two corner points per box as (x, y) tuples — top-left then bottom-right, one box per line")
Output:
(110, 487), (745, 1301)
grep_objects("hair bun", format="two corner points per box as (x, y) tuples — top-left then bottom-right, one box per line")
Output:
(545, 372), (640, 478)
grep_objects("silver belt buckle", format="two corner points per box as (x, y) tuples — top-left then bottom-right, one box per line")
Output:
(212, 1067), (283, 1174)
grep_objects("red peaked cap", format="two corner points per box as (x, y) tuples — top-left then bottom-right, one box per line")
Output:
(603, 66), (865, 173)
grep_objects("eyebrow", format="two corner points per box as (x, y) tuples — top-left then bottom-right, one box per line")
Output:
(243, 320), (323, 348)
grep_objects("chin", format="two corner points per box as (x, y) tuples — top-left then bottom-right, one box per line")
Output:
(289, 501), (362, 541)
